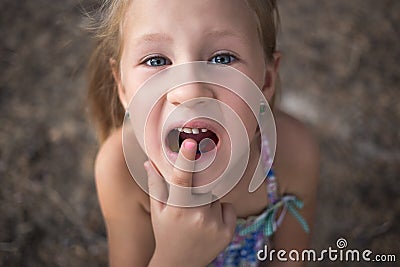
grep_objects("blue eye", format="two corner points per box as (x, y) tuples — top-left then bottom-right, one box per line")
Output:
(210, 53), (237, 65)
(144, 56), (171, 67)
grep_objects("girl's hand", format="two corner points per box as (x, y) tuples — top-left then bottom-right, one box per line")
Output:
(145, 139), (236, 267)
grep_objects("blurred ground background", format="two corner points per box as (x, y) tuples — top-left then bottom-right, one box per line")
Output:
(0, 0), (399, 266)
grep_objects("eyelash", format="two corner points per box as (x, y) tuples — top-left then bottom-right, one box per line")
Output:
(142, 55), (172, 67)
(209, 52), (238, 65)
(141, 52), (238, 67)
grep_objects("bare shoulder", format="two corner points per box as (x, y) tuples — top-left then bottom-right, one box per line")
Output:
(95, 128), (150, 217)
(270, 110), (320, 252)
(273, 109), (320, 199)
(95, 128), (155, 266)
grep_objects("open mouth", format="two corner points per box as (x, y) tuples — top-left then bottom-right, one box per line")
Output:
(167, 126), (219, 159)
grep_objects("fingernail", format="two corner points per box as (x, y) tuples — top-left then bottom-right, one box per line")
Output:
(184, 140), (196, 150)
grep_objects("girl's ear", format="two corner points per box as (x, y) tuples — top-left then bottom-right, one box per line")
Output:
(262, 52), (281, 102)
(110, 58), (128, 108)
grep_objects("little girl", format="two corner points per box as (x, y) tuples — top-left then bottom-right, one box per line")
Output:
(87, 0), (319, 266)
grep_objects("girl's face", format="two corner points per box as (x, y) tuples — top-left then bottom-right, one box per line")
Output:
(116, 0), (278, 186)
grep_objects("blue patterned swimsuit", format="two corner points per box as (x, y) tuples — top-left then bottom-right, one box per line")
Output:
(208, 169), (309, 267)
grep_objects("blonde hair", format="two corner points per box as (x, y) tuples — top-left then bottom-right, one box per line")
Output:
(87, 0), (280, 142)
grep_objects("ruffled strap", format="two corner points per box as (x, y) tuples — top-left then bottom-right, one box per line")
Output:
(284, 196), (310, 233)
(238, 195), (309, 237)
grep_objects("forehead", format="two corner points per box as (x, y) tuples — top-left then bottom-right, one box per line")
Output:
(122, 0), (259, 44)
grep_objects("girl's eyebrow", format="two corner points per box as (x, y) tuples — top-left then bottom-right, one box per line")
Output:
(203, 29), (245, 40)
(133, 33), (173, 46)
(133, 29), (244, 46)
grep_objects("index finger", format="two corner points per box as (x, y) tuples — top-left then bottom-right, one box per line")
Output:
(167, 139), (197, 206)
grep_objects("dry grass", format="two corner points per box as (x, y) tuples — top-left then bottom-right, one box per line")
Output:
(0, 0), (398, 266)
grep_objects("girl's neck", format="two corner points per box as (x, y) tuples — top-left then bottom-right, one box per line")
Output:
(221, 134), (269, 218)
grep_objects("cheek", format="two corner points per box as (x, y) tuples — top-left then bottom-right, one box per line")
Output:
(120, 62), (150, 103)
(239, 104), (258, 137)
(219, 92), (258, 139)
(143, 101), (164, 147)
(234, 58), (266, 89)
(123, 80), (144, 103)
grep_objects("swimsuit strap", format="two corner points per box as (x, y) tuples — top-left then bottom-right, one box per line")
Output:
(238, 169), (310, 237)
(238, 195), (309, 237)
(266, 168), (279, 204)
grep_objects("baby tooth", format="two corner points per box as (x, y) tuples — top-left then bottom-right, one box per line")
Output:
(177, 127), (183, 132)
(201, 128), (208, 133)
(192, 128), (200, 134)
(183, 127), (192, 134)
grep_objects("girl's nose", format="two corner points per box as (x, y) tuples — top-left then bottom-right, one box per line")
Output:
(166, 83), (215, 106)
